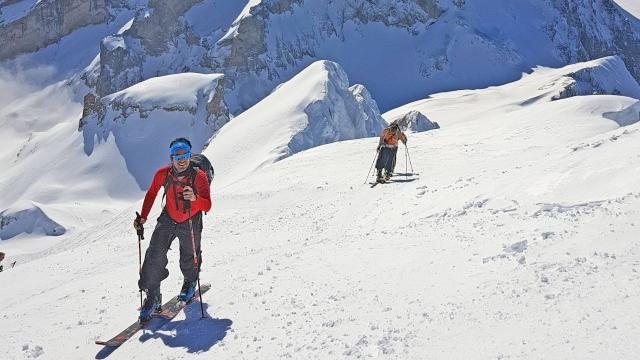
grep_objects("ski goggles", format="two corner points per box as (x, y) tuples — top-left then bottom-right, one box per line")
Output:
(171, 152), (191, 161)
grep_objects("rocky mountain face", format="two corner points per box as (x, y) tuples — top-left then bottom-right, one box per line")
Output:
(389, 110), (440, 133)
(0, 0), (108, 60)
(2, 0), (638, 115)
(546, 0), (640, 85)
(0, 205), (65, 240)
(76, 0), (640, 114)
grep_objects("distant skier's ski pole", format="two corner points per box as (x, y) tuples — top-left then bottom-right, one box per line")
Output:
(186, 203), (205, 319)
(364, 148), (379, 184)
(405, 144), (414, 173)
(404, 145), (408, 176)
(135, 212), (145, 310)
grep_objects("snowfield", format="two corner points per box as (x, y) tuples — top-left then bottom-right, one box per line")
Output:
(1, 57), (640, 359)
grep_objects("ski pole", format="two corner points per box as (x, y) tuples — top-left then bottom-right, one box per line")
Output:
(186, 203), (205, 319)
(364, 147), (379, 184)
(405, 144), (408, 179)
(405, 144), (414, 173)
(135, 212), (145, 310)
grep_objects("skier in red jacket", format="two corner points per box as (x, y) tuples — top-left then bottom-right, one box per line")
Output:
(134, 137), (211, 321)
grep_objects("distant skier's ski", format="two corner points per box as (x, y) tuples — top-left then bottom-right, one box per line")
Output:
(95, 283), (211, 348)
(369, 177), (418, 187)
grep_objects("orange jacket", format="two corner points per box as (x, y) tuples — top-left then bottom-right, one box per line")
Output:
(379, 127), (406, 147)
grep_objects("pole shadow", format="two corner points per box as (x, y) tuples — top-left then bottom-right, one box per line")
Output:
(388, 178), (419, 183)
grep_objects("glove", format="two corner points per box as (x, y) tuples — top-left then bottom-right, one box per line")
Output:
(134, 212), (145, 239)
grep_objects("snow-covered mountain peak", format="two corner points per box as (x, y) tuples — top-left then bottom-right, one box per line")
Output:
(104, 72), (225, 110)
(206, 60), (386, 187)
(80, 72), (229, 188)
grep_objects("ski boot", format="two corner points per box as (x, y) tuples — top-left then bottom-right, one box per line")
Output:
(376, 170), (385, 183)
(139, 289), (162, 323)
(178, 279), (197, 302)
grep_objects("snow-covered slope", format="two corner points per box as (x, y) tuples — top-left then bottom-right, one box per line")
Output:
(1, 57), (639, 359)
(0, 77), (141, 252)
(615, 0), (640, 18)
(207, 60), (386, 187)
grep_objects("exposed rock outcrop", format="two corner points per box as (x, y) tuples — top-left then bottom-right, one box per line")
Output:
(0, 0), (107, 60)
(390, 110), (440, 132)
(0, 205), (65, 240)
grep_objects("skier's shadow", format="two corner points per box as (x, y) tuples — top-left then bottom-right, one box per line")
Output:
(138, 303), (232, 353)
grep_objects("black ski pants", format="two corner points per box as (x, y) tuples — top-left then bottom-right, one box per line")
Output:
(376, 146), (396, 174)
(138, 211), (202, 293)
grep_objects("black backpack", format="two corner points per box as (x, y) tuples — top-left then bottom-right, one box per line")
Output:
(189, 153), (214, 185)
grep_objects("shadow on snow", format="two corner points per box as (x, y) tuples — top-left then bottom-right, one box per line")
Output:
(138, 303), (232, 353)
(95, 302), (231, 359)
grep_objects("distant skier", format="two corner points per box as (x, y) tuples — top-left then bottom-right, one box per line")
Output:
(0, 252), (4, 272)
(133, 137), (211, 322)
(375, 122), (407, 183)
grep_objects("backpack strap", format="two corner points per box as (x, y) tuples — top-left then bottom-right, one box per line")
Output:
(189, 164), (198, 196)
(161, 167), (181, 212)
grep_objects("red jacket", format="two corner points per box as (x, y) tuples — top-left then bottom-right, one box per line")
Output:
(140, 165), (211, 223)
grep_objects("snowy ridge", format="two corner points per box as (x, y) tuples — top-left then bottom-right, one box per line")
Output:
(207, 60), (386, 187)
(384, 56), (640, 125)
(103, 73), (225, 110)
(80, 72), (229, 188)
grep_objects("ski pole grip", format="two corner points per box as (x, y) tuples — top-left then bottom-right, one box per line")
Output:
(135, 212), (145, 240)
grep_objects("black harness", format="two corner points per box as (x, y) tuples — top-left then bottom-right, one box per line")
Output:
(162, 165), (198, 214)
